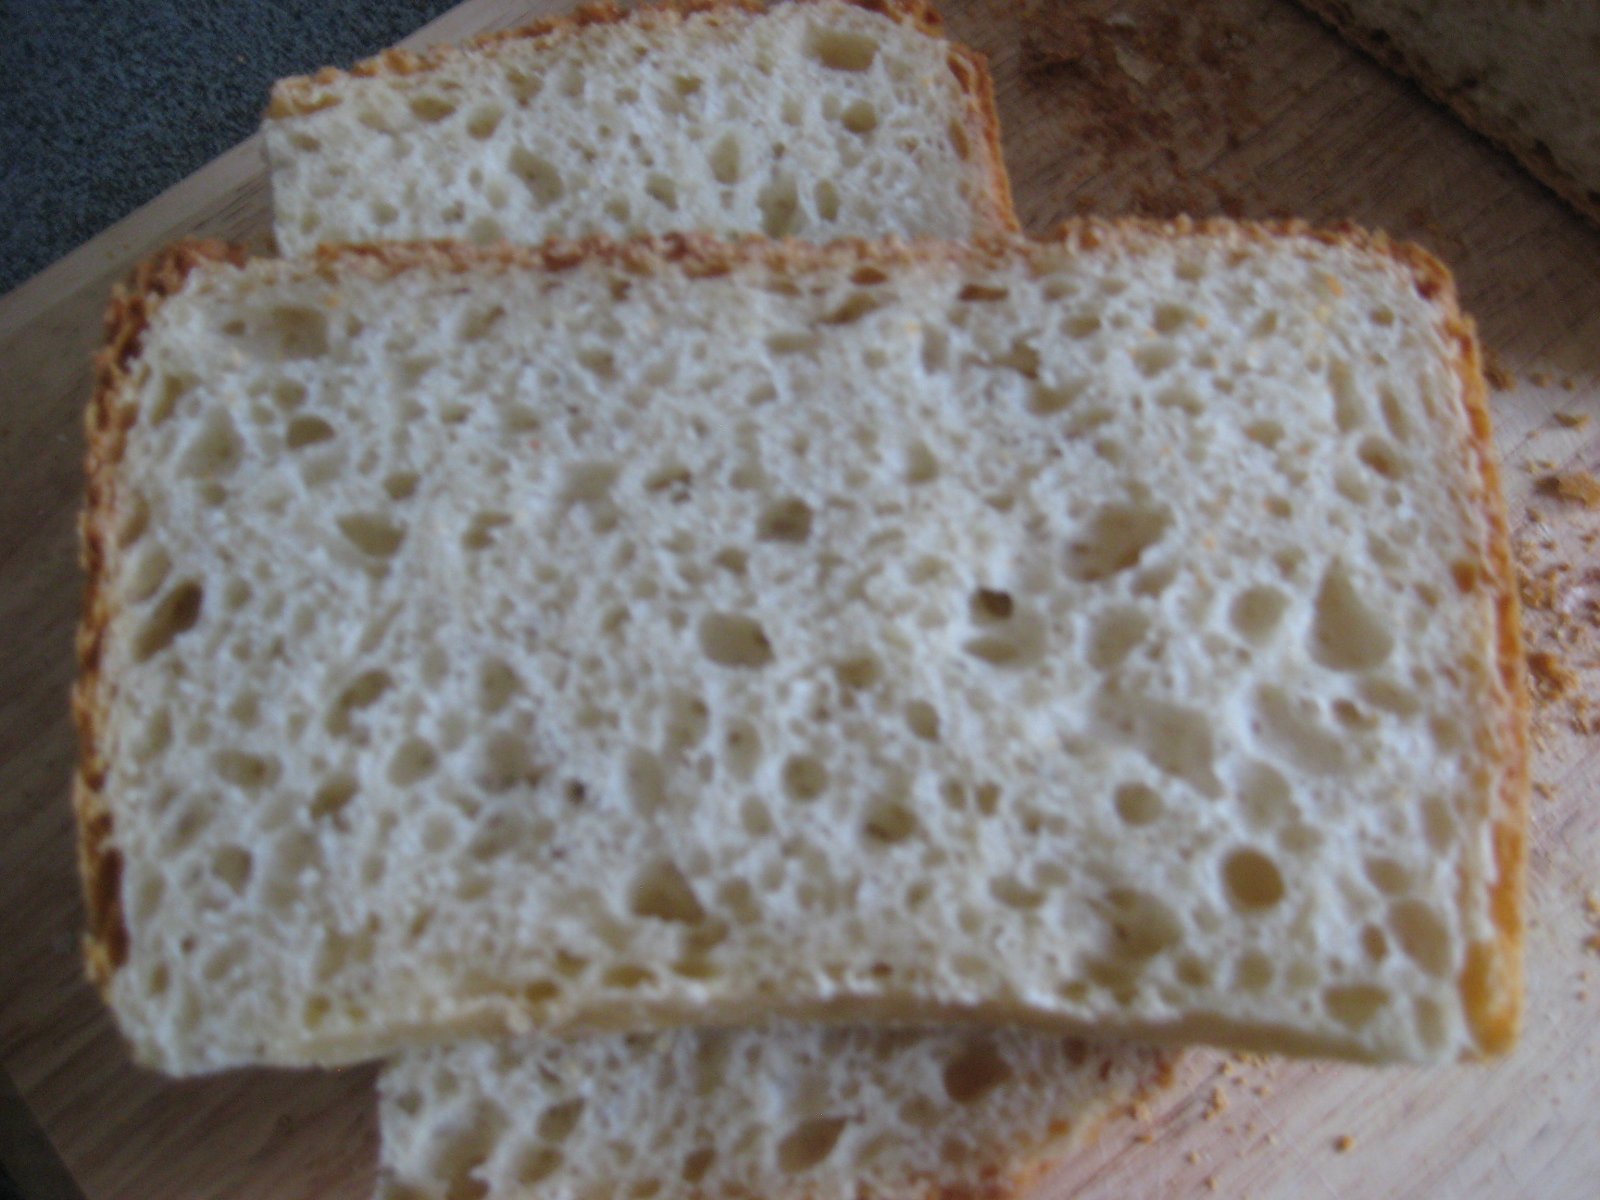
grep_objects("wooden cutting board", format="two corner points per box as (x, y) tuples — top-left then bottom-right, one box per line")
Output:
(2, 2), (1596, 1196)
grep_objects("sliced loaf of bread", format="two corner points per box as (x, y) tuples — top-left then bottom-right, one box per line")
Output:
(265, 0), (1014, 255)
(1295, 0), (1600, 226)
(78, 224), (1524, 1074)
(378, 1028), (1171, 1200)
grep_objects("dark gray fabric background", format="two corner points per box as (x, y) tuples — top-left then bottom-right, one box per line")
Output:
(0, 1), (459, 293)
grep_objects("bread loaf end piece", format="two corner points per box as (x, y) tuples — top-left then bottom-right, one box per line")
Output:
(1295, 0), (1600, 227)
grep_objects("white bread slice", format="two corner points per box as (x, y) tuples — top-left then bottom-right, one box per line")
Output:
(264, 0), (1015, 256)
(1294, 0), (1600, 227)
(377, 1028), (1171, 1200)
(77, 224), (1525, 1074)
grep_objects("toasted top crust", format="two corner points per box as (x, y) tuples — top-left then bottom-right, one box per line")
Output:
(78, 220), (1525, 1062)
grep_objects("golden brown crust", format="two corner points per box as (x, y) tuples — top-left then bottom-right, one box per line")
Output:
(1440, 301), (1528, 1058)
(270, 0), (945, 117)
(75, 239), (249, 994)
(1295, 0), (1600, 229)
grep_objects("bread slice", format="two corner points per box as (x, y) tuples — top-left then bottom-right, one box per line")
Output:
(377, 1028), (1171, 1200)
(77, 223), (1525, 1073)
(264, 0), (1014, 256)
(1294, 0), (1600, 227)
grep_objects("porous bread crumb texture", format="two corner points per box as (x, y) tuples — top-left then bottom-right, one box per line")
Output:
(80, 224), (1524, 1073)
(1294, 0), (1600, 227)
(266, 0), (1013, 255)
(377, 1027), (1171, 1200)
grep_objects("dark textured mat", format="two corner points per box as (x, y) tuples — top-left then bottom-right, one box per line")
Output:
(1, 0), (457, 292)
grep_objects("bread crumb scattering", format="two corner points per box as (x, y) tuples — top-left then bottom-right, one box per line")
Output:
(1555, 412), (1591, 429)
(1483, 352), (1516, 391)
(1536, 471), (1600, 509)
(1334, 1134), (1356, 1153)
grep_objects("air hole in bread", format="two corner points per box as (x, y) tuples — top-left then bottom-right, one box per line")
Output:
(1153, 303), (1192, 333)
(643, 172), (678, 212)
(758, 497), (813, 542)
(603, 964), (656, 990)
(389, 737), (439, 786)
(766, 330), (820, 355)
(1098, 888), (1181, 961)
(806, 26), (879, 71)
(839, 98), (878, 135)
(467, 216), (505, 245)
(989, 875), (1045, 910)
(513, 1145), (562, 1188)
(134, 580), (204, 661)
(1244, 419), (1284, 449)
(625, 749), (668, 814)
(285, 414), (335, 449)
(149, 372), (194, 425)
(535, 1098), (585, 1143)
(509, 147), (564, 206)
(180, 408), (243, 479)
(1222, 847), (1286, 911)
(128, 545), (173, 604)
(213, 750), (278, 791)
(814, 177), (841, 222)
(957, 283), (1009, 304)
(1229, 585), (1288, 642)
(1327, 358), (1364, 432)
(864, 799), (917, 844)
(903, 438), (939, 484)
(698, 612), (773, 668)
(1133, 343), (1177, 378)
(1156, 384), (1203, 415)
(1311, 561), (1393, 671)
(1323, 984), (1389, 1029)
(1358, 436), (1405, 480)
(1088, 606), (1148, 670)
(904, 700), (940, 741)
(264, 305), (330, 360)
(476, 659), (520, 715)
(1253, 685), (1346, 774)
(407, 94), (457, 123)
(479, 731), (542, 795)
(1362, 924), (1389, 961)
(1064, 311), (1101, 338)
(1390, 900), (1451, 976)
(210, 845), (253, 895)
(776, 754), (826, 803)
(919, 326), (948, 372)
(326, 670), (392, 736)
(337, 513), (406, 558)
(465, 103), (503, 140)
(1113, 782), (1163, 826)
(1235, 952), (1273, 991)
(630, 861), (705, 924)
(777, 1116), (848, 1173)
(681, 1146), (716, 1183)
(708, 132), (741, 184)
(1334, 470), (1371, 504)
(757, 174), (801, 237)
(660, 691), (708, 754)
(1364, 856), (1411, 895)
(1067, 500), (1171, 581)
(310, 775), (358, 824)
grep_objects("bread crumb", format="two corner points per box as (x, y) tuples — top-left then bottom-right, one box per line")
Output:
(1537, 472), (1600, 508)
(1334, 1134), (1355, 1153)
(1531, 370), (1553, 387)
(1528, 650), (1580, 700)
(1205, 1176), (1219, 1192)
(1556, 412), (1591, 429)
(1204, 1085), (1230, 1119)
(1187, 1150), (1203, 1165)
(1484, 351), (1515, 391)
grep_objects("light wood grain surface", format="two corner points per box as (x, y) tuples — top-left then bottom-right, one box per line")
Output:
(1, 2), (1596, 1197)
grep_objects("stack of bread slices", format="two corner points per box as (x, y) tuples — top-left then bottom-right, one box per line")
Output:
(77, 2), (1528, 1198)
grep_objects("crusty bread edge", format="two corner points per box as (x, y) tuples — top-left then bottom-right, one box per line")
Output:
(82, 219), (1525, 1066)
(265, 0), (1018, 238)
(1293, 0), (1600, 230)
(75, 240), (252, 998)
